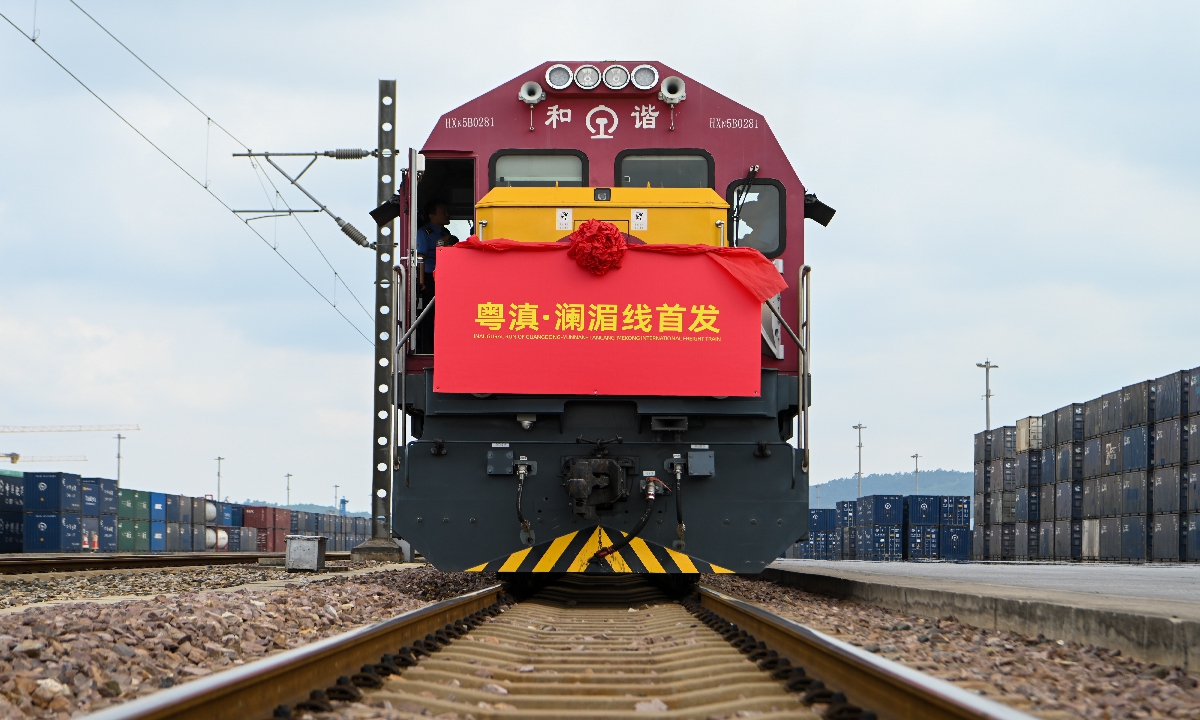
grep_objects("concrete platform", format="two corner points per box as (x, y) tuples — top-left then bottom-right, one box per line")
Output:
(764, 559), (1200, 672)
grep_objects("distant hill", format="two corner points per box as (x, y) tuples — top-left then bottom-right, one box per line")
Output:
(809, 469), (971, 508)
(238, 499), (370, 518)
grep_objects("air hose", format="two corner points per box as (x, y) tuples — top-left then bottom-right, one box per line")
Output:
(516, 466), (532, 542)
(592, 479), (663, 561)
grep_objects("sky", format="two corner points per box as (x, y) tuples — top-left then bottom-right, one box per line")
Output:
(1, 2), (1198, 509)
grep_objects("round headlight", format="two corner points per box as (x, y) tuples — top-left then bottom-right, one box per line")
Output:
(630, 64), (659, 91)
(545, 64), (573, 91)
(602, 64), (630, 90)
(574, 64), (601, 90)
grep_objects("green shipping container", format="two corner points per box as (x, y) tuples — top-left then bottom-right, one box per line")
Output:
(118, 489), (136, 519)
(118, 519), (134, 551)
(134, 491), (151, 520)
(133, 520), (150, 552)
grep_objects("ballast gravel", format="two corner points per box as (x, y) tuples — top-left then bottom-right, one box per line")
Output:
(704, 575), (1200, 720)
(0, 566), (296, 609)
(0, 566), (496, 718)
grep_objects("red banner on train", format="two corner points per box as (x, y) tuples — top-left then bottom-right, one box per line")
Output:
(433, 244), (768, 397)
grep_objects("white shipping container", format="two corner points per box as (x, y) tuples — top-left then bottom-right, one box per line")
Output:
(1081, 518), (1101, 559)
(1016, 416), (1044, 454)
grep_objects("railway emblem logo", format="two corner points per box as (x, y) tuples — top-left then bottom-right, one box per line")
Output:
(586, 105), (618, 139)
(38, 482), (47, 491)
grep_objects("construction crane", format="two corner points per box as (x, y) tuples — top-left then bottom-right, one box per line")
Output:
(1, 453), (88, 464)
(0, 425), (139, 433)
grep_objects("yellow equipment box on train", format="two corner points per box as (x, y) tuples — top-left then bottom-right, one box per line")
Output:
(475, 187), (730, 245)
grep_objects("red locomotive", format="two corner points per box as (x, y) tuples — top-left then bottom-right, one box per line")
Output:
(385, 61), (831, 574)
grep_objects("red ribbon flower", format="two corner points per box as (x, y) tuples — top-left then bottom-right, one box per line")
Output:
(566, 219), (627, 275)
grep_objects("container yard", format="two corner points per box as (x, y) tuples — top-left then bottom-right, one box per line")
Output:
(0, 469), (367, 555)
(974, 367), (1200, 563)
(790, 494), (970, 562)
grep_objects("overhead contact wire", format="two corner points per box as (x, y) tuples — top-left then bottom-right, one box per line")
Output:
(68, 0), (250, 151)
(0, 11), (372, 344)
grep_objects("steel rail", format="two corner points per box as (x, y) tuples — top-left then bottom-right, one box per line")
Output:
(0, 552), (352, 574)
(85, 584), (504, 720)
(697, 585), (1032, 720)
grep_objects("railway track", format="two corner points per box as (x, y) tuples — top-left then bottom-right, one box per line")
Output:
(0, 552), (353, 574)
(85, 575), (1032, 720)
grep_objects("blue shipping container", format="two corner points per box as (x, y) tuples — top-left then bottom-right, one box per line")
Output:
(1122, 427), (1150, 471)
(150, 521), (167, 552)
(1121, 515), (1147, 560)
(81, 482), (101, 517)
(1187, 514), (1199, 560)
(82, 478), (118, 515)
(0, 473), (23, 510)
(857, 495), (902, 525)
(165, 495), (181, 523)
(834, 500), (856, 528)
(904, 495), (939, 525)
(1123, 472), (1149, 515)
(217, 504), (234, 527)
(1154, 419), (1182, 468)
(1057, 443), (1082, 482)
(150, 493), (167, 521)
(939, 525), (970, 560)
(0, 512), (22, 552)
(23, 473), (81, 513)
(225, 526), (241, 551)
(939, 496), (970, 526)
(24, 513), (82, 552)
(856, 525), (903, 560)
(1040, 448), (1057, 485)
(1016, 487), (1043, 522)
(99, 515), (117, 552)
(1153, 371), (1186, 421)
(807, 509), (830, 534)
(231, 505), (244, 527)
(179, 496), (193, 524)
(903, 525), (939, 559)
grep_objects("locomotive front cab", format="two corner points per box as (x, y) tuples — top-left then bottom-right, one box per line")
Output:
(393, 62), (816, 574)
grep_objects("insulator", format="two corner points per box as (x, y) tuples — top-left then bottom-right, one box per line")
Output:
(325, 148), (369, 160)
(339, 221), (370, 247)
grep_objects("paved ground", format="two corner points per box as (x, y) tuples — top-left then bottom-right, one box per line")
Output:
(771, 559), (1200, 604)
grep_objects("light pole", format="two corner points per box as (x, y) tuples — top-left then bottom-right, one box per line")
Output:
(853, 424), (866, 498)
(215, 457), (225, 502)
(114, 434), (125, 483)
(334, 484), (340, 512)
(285, 473), (292, 509)
(977, 360), (999, 431)
(912, 453), (921, 493)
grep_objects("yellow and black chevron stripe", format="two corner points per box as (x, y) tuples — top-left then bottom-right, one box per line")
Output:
(464, 526), (735, 574)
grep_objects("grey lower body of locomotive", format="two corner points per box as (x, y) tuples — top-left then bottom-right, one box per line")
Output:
(394, 369), (809, 572)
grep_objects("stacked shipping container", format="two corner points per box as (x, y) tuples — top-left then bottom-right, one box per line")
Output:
(0, 468), (369, 555)
(788, 494), (969, 562)
(975, 366), (1200, 562)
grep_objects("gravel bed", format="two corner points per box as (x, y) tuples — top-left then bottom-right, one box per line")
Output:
(704, 575), (1200, 720)
(0, 567), (496, 717)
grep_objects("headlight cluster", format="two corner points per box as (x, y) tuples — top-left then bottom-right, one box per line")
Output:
(543, 63), (661, 92)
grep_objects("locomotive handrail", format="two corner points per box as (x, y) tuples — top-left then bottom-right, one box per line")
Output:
(800, 265), (811, 472)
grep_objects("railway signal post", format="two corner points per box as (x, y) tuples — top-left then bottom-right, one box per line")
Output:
(352, 79), (406, 563)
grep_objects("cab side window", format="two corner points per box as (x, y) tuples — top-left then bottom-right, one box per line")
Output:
(490, 150), (587, 188)
(616, 149), (713, 188)
(726, 179), (785, 257)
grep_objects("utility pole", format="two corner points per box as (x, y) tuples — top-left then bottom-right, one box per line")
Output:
(215, 456), (224, 503)
(853, 424), (866, 498)
(977, 359), (999, 431)
(114, 434), (125, 483)
(285, 473), (292, 509)
(354, 78), (404, 563)
(912, 453), (921, 493)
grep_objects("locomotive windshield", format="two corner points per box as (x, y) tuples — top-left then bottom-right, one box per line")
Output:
(492, 151), (585, 187)
(616, 150), (712, 188)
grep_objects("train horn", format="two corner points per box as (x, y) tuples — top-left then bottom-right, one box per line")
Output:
(519, 81), (546, 105)
(658, 76), (686, 105)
